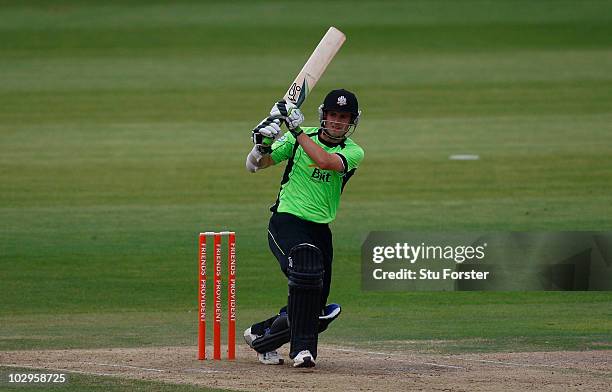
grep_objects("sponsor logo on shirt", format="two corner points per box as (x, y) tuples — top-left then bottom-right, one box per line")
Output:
(311, 167), (331, 182)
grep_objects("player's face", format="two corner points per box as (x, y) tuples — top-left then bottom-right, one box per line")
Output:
(324, 111), (351, 137)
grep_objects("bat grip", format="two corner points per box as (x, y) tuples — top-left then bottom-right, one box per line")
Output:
(262, 136), (274, 147)
(260, 101), (302, 147)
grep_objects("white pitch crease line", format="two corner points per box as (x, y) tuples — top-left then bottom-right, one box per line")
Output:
(327, 347), (465, 369)
(423, 362), (464, 369)
(330, 348), (391, 356)
(82, 361), (165, 372)
(448, 356), (612, 375)
(447, 357), (558, 368)
(182, 368), (226, 374)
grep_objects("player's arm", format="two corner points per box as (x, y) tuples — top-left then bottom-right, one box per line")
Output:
(246, 117), (281, 173)
(295, 132), (344, 171)
(245, 146), (274, 172)
(270, 100), (344, 172)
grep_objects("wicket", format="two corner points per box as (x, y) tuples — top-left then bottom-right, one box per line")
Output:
(198, 231), (236, 360)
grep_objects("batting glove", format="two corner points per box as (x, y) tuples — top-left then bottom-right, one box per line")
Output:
(270, 100), (304, 137)
(285, 108), (304, 137)
(269, 99), (293, 119)
(252, 117), (282, 146)
(270, 100), (304, 129)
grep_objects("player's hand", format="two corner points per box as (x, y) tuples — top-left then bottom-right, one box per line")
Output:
(252, 117), (282, 146)
(269, 100), (304, 131)
(269, 100), (294, 119)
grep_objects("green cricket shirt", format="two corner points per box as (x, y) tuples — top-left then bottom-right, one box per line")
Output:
(270, 127), (364, 224)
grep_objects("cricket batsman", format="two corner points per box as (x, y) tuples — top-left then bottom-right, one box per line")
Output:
(243, 89), (364, 368)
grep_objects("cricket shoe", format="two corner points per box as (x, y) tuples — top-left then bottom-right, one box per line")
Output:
(292, 350), (315, 368)
(257, 350), (284, 365)
(244, 327), (284, 365)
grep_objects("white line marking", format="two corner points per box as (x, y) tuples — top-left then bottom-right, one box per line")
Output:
(182, 368), (226, 374)
(328, 347), (607, 373)
(330, 347), (396, 356)
(327, 347), (465, 369)
(82, 362), (164, 372)
(446, 356), (612, 375)
(423, 362), (464, 369)
(268, 229), (285, 256)
(449, 154), (480, 160)
(447, 357), (557, 368)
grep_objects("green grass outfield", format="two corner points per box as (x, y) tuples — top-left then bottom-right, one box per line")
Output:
(1, 0), (612, 389)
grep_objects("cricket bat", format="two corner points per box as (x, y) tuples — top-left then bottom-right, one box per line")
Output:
(263, 26), (346, 145)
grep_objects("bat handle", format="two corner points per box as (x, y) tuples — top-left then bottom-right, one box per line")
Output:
(260, 100), (302, 147)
